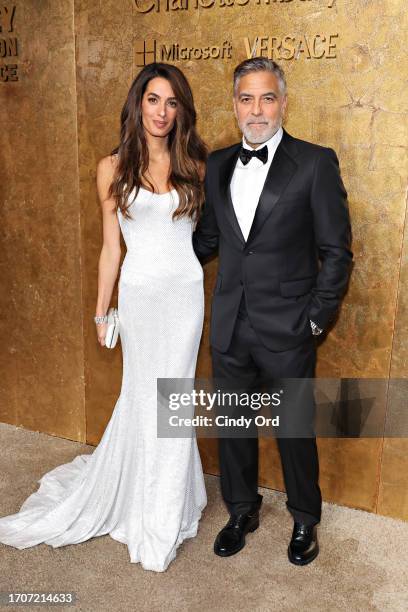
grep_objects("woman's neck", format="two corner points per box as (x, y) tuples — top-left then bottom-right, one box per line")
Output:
(145, 131), (170, 162)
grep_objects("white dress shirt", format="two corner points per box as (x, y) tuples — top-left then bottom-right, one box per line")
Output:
(230, 126), (283, 241)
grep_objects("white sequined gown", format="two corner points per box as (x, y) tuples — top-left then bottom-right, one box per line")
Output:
(0, 187), (207, 572)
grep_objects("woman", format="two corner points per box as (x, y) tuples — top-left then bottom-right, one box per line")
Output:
(0, 63), (208, 572)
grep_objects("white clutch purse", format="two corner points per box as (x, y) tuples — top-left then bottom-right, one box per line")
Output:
(105, 307), (120, 349)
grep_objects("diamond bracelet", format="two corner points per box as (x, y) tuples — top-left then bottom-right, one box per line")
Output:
(94, 315), (108, 325)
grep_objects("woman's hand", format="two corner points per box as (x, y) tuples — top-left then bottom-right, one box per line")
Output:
(96, 322), (108, 347)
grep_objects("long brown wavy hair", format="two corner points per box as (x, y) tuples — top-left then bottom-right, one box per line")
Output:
(109, 63), (207, 221)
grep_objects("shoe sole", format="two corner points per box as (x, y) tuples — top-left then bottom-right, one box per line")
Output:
(287, 544), (319, 566)
(214, 520), (259, 558)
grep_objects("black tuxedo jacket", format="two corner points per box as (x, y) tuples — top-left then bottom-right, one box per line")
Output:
(193, 129), (353, 353)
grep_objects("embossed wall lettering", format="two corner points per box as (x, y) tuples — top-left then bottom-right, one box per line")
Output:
(134, 34), (338, 66)
(134, 0), (335, 13)
(0, 5), (18, 82)
(244, 34), (339, 59)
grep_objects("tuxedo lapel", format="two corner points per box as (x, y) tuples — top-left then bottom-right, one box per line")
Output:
(217, 131), (299, 246)
(246, 133), (298, 246)
(218, 144), (246, 246)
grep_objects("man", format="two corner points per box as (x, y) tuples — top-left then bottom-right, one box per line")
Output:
(193, 57), (352, 565)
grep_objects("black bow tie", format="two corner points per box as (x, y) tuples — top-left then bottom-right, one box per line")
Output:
(239, 145), (268, 165)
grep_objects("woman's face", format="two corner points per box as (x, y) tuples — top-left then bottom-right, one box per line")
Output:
(141, 77), (178, 139)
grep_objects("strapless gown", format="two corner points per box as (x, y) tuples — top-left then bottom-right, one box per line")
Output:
(0, 187), (207, 572)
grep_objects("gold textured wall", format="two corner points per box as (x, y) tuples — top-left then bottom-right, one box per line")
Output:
(0, 0), (86, 441)
(1, 0), (407, 519)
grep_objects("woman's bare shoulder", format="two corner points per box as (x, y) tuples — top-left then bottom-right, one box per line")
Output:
(97, 154), (118, 178)
(96, 154), (119, 203)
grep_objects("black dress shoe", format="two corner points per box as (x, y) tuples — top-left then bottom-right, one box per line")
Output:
(288, 522), (319, 565)
(214, 510), (260, 557)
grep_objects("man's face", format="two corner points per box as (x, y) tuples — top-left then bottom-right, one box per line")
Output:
(233, 70), (287, 147)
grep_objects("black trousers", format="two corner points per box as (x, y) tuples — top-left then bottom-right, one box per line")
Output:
(211, 295), (322, 526)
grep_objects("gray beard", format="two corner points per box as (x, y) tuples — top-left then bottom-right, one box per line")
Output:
(242, 120), (282, 145)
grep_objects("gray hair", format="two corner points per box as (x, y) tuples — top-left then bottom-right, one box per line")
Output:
(233, 57), (287, 97)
